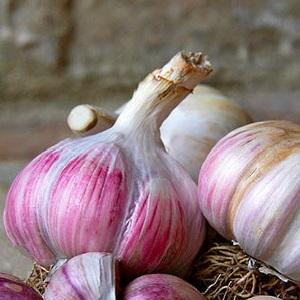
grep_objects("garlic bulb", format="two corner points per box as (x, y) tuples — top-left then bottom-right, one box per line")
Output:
(44, 252), (117, 300)
(198, 120), (300, 282)
(68, 84), (251, 182)
(160, 84), (251, 181)
(4, 51), (211, 277)
(0, 273), (42, 299)
(123, 274), (206, 300)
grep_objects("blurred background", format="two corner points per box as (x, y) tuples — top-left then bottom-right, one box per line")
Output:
(1, 0), (300, 278)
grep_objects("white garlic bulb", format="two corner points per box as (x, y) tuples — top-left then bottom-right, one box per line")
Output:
(160, 84), (252, 181)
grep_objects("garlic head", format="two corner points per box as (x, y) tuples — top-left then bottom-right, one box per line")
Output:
(4, 51), (211, 277)
(199, 120), (300, 282)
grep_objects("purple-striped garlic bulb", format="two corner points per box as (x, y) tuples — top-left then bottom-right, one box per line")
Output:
(4, 51), (211, 277)
(0, 273), (42, 299)
(198, 120), (300, 282)
(44, 252), (117, 300)
(123, 274), (206, 300)
(68, 84), (251, 183)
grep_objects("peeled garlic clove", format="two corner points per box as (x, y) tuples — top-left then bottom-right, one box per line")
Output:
(123, 274), (206, 300)
(44, 252), (117, 300)
(0, 273), (42, 299)
(4, 51), (210, 277)
(198, 120), (300, 282)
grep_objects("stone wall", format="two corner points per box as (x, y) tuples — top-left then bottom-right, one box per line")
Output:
(1, 0), (300, 105)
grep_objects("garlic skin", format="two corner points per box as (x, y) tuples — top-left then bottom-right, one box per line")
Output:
(0, 273), (42, 299)
(4, 51), (210, 277)
(44, 252), (116, 300)
(68, 84), (251, 182)
(198, 120), (300, 282)
(123, 274), (206, 300)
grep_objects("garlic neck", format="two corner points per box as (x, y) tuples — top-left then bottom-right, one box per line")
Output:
(113, 51), (212, 141)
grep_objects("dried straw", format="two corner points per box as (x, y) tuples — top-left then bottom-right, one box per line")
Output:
(191, 241), (300, 300)
(26, 263), (51, 296)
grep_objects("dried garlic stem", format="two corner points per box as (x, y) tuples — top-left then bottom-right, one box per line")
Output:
(67, 104), (117, 133)
(114, 51), (212, 134)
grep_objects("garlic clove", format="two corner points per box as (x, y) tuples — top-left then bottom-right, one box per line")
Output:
(123, 274), (206, 300)
(44, 252), (117, 300)
(0, 272), (42, 299)
(5, 51), (210, 277)
(68, 104), (117, 134)
(198, 120), (300, 282)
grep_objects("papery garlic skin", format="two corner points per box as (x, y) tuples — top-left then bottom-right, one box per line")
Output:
(44, 252), (116, 300)
(0, 273), (42, 299)
(160, 85), (252, 182)
(4, 51), (210, 277)
(198, 120), (300, 282)
(123, 274), (206, 300)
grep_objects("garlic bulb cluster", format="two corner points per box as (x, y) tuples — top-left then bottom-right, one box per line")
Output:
(44, 252), (117, 300)
(123, 274), (206, 300)
(68, 84), (251, 182)
(0, 273), (42, 299)
(198, 120), (300, 282)
(4, 51), (211, 277)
